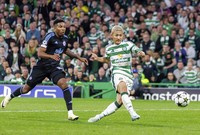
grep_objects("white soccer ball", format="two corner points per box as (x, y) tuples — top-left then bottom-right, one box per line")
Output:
(174, 91), (190, 107)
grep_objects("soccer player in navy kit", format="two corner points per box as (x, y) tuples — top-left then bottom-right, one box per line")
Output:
(1, 18), (88, 121)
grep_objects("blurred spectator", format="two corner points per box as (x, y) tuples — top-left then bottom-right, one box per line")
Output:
(73, 0), (88, 18)
(173, 40), (187, 66)
(80, 13), (91, 34)
(152, 51), (164, 79)
(24, 38), (38, 58)
(110, 15), (124, 29)
(126, 29), (138, 44)
(131, 56), (139, 69)
(177, 28), (185, 46)
(26, 21), (40, 42)
(7, 45), (24, 72)
(131, 69), (143, 99)
(140, 33), (155, 53)
(6, 10), (17, 30)
(102, 63), (111, 80)
(4, 30), (15, 50)
(21, 66), (29, 82)
(88, 46), (100, 75)
(71, 41), (83, 57)
(136, 64), (149, 85)
(63, 55), (74, 72)
(10, 70), (23, 84)
(88, 26), (101, 47)
(22, 13), (34, 32)
(142, 54), (157, 82)
(96, 67), (108, 82)
(71, 41), (83, 66)
(12, 23), (26, 41)
(0, 60), (9, 80)
(19, 0), (32, 15)
(183, 28), (200, 58)
(180, 61), (199, 85)
(144, 11), (159, 29)
(74, 69), (85, 82)
(173, 61), (187, 84)
(184, 41), (196, 59)
(155, 29), (174, 52)
(40, 29), (47, 40)
(66, 67), (75, 81)
(17, 36), (26, 56)
(29, 56), (36, 70)
(88, 1), (101, 18)
(67, 24), (80, 49)
(136, 22), (151, 41)
(4, 67), (15, 81)
(161, 72), (177, 85)
(89, 74), (96, 82)
(150, 25), (159, 43)
(160, 45), (176, 74)
(0, 36), (9, 57)
(0, 46), (7, 58)
(177, 10), (189, 30)
(183, 0), (194, 12)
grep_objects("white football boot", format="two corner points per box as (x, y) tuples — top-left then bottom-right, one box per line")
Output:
(68, 113), (79, 121)
(88, 114), (101, 123)
(1, 95), (12, 108)
(131, 114), (140, 121)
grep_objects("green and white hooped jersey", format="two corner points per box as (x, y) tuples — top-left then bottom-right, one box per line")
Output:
(105, 41), (141, 80)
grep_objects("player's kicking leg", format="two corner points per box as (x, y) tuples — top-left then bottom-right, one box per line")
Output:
(88, 101), (122, 123)
(1, 94), (12, 108)
(1, 85), (31, 108)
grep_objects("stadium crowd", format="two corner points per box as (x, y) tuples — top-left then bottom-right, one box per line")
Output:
(0, 0), (199, 87)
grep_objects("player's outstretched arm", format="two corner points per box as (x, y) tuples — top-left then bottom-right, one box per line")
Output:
(90, 53), (110, 63)
(66, 48), (88, 65)
(38, 47), (60, 61)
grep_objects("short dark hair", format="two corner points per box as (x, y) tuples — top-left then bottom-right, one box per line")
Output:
(53, 18), (65, 25)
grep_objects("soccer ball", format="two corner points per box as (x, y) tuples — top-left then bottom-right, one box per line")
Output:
(174, 91), (190, 107)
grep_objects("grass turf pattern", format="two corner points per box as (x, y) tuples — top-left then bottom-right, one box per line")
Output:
(0, 98), (199, 135)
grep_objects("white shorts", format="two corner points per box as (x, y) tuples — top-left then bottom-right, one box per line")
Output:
(111, 74), (133, 92)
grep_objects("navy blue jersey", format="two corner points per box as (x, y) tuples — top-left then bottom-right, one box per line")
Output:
(37, 32), (68, 67)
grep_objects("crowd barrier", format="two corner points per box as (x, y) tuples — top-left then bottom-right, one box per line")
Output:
(0, 81), (199, 101)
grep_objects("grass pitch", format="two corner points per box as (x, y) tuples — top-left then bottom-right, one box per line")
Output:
(0, 98), (199, 135)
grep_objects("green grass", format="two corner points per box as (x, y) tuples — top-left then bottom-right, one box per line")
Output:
(0, 98), (199, 135)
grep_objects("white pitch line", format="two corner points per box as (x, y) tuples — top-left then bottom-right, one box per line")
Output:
(0, 109), (200, 113)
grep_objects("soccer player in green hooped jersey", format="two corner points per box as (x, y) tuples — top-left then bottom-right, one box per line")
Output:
(88, 25), (145, 122)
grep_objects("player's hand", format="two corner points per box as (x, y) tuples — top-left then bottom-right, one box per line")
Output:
(51, 54), (60, 61)
(79, 57), (88, 65)
(137, 51), (145, 57)
(90, 53), (98, 61)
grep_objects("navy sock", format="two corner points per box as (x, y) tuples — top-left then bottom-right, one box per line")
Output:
(63, 87), (72, 111)
(11, 87), (23, 98)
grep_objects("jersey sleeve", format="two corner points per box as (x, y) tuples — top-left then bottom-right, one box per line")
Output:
(128, 41), (142, 54)
(104, 45), (110, 59)
(40, 32), (54, 48)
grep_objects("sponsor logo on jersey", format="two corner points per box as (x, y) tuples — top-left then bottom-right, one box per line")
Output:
(55, 48), (64, 54)
(117, 54), (123, 58)
(63, 41), (66, 46)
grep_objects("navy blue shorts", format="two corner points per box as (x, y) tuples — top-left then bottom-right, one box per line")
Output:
(26, 65), (65, 88)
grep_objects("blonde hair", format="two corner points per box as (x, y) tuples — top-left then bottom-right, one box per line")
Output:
(110, 25), (124, 35)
